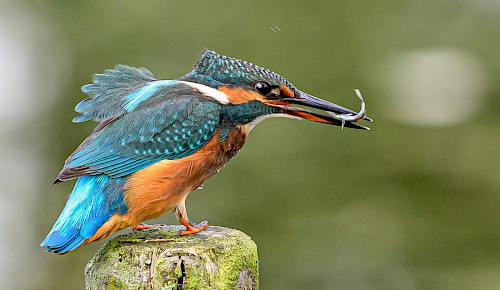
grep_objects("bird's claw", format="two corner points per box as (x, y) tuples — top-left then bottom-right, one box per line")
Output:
(178, 220), (209, 236)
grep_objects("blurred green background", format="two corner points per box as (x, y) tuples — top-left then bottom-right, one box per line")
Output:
(1, 0), (499, 289)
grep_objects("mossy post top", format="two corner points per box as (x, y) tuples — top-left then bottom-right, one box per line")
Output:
(85, 226), (259, 289)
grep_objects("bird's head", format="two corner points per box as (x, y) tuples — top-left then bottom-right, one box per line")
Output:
(180, 49), (372, 130)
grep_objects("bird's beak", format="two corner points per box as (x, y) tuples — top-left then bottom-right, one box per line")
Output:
(265, 89), (372, 130)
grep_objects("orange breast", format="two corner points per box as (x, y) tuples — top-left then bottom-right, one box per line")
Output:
(121, 128), (247, 226)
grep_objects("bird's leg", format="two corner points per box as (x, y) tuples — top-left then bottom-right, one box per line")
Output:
(133, 223), (167, 231)
(175, 200), (208, 236)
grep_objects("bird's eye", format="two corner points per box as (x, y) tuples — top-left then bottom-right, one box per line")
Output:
(255, 82), (272, 96)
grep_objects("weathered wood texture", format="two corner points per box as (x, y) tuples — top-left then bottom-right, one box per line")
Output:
(85, 226), (258, 289)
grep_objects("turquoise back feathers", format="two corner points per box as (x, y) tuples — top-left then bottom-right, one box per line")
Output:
(57, 64), (224, 182)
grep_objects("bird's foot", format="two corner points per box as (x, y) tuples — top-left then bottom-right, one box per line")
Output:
(133, 223), (167, 231)
(179, 220), (209, 236)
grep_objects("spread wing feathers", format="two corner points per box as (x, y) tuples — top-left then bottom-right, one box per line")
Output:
(73, 64), (159, 123)
(57, 91), (222, 182)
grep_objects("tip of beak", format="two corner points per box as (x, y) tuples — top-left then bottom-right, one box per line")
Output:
(327, 89), (371, 124)
(343, 122), (371, 130)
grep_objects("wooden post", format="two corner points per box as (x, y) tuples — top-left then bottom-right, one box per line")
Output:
(85, 226), (259, 289)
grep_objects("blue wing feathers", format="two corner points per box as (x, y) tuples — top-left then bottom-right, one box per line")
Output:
(41, 175), (127, 254)
(58, 90), (221, 181)
(74, 64), (160, 123)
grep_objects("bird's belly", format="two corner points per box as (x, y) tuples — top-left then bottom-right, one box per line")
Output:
(122, 129), (246, 225)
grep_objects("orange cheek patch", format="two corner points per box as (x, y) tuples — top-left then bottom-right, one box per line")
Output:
(280, 84), (295, 98)
(218, 87), (265, 104)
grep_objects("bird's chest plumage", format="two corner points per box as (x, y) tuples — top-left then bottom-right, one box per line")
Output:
(122, 127), (247, 224)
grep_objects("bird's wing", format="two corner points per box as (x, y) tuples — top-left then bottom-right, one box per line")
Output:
(73, 64), (159, 123)
(56, 66), (223, 182)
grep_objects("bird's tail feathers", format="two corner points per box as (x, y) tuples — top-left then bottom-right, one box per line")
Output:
(41, 175), (128, 254)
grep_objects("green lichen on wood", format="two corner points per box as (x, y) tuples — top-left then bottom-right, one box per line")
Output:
(85, 226), (258, 290)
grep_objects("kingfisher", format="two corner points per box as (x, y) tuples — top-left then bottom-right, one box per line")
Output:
(41, 49), (371, 254)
